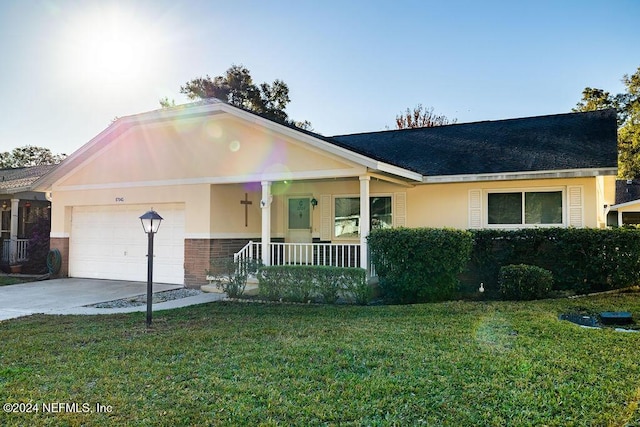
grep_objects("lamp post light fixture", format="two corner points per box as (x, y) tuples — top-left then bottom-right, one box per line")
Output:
(139, 209), (163, 327)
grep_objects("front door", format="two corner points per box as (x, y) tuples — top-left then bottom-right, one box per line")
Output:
(286, 197), (312, 264)
(287, 197), (312, 243)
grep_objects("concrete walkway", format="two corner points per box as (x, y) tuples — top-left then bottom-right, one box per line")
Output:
(0, 278), (225, 322)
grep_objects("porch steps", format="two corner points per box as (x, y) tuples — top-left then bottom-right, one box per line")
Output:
(200, 277), (259, 296)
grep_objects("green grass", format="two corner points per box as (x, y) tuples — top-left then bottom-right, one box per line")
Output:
(1, 293), (639, 426)
(0, 276), (26, 287)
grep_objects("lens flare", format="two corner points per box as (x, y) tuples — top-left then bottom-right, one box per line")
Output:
(229, 140), (240, 152)
(204, 121), (224, 139)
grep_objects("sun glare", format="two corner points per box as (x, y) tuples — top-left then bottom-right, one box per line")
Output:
(58, 5), (160, 90)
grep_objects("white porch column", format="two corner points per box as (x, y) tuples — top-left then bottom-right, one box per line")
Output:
(359, 176), (370, 271)
(261, 181), (272, 266)
(9, 199), (19, 264)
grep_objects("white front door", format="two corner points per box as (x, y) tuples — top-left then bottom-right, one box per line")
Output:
(286, 197), (312, 243)
(285, 197), (312, 264)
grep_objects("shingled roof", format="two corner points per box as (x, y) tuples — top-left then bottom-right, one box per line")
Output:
(615, 179), (640, 205)
(0, 164), (58, 194)
(330, 109), (618, 177)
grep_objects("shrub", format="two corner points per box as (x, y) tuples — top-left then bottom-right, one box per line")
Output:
(316, 267), (371, 305)
(23, 215), (51, 274)
(369, 228), (473, 303)
(207, 257), (262, 298)
(465, 228), (640, 295)
(498, 264), (553, 300)
(257, 265), (369, 304)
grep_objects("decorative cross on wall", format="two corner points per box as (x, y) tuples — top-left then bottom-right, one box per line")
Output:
(240, 193), (252, 227)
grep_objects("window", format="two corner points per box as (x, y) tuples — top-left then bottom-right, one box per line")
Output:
(335, 197), (360, 238)
(488, 190), (563, 226)
(334, 196), (392, 238)
(371, 196), (392, 230)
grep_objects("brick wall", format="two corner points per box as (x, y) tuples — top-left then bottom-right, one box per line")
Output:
(49, 237), (69, 278)
(184, 239), (212, 287)
(184, 238), (256, 287)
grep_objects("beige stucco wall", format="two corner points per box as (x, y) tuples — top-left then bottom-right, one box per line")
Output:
(56, 116), (358, 188)
(51, 174), (616, 240)
(50, 184), (210, 237)
(209, 183), (262, 237)
(404, 176), (613, 229)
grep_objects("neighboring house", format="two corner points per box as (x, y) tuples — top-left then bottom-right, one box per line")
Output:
(0, 165), (55, 265)
(34, 101), (618, 286)
(607, 180), (640, 226)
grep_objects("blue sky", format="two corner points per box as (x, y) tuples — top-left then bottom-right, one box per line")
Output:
(0, 0), (639, 155)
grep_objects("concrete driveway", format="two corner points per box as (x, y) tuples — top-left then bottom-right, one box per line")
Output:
(0, 278), (184, 321)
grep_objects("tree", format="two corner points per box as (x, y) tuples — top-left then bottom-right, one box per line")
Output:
(395, 104), (457, 129)
(159, 96), (176, 108)
(573, 87), (617, 118)
(573, 66), (640, 178)
(174, 64), (311, 130)
(0, 145), (66, 169)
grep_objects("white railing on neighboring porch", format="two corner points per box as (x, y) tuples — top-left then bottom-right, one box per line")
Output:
(234, 241), (362, 269)
(2, 239), (29, 263)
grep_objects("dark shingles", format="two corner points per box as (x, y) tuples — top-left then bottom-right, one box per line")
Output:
(615, 179), (640, 205)
(329, 109), (618, 176)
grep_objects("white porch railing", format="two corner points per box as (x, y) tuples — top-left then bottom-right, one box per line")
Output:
(234, 241), (363, 269)
(2, 239), (29, 263)
(271, 242), (361, 268)
(234, 241), (262, 265)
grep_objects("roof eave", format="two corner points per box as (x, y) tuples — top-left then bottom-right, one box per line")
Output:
(33, 102), (230, 191)
(0, 186), (31, 194)
(375, 162), (422, 182)
(421, 168), (617, 184)
(610, 199), (640, 209)
(220, 104), (423, 180)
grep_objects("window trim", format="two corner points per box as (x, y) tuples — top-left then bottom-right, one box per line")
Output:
(332, 193), (393, 240)
(485, 187), (566, 228)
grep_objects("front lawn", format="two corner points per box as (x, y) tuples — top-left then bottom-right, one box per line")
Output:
(0, 276), (27, 287)
(0, 293), (639, 426)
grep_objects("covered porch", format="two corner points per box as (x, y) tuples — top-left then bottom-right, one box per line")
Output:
(0, 165), (56, 268)
(192, 172), (414, 287)
(1, 198), (51, 267)
(193, 171), (412, 286)
(217, 170), (413, 279)
(249, 177), (375, 271)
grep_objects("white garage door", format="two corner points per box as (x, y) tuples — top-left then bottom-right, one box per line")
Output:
(69, 204), (185, 284)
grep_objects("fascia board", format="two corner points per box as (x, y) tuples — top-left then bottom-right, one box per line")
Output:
(421, 168), (618, 184)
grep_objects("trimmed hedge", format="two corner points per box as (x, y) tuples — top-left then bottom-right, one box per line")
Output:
(498, 264), (553, 300)
(368, 228), (473, 303)
(257, 265), (370, 305)
(466, 228), (640, 295)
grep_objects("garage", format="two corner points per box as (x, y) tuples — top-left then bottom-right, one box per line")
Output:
(69, 204), (185, 284)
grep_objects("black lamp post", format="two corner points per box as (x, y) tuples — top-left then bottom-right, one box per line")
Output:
(139, 209), (163, 327)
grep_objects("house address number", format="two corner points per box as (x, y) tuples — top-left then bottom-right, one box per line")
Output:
(115, 197), (125, 202)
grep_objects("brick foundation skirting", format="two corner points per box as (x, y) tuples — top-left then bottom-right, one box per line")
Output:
(184, 238), (258, 287)
(49, 237), (69, 278)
